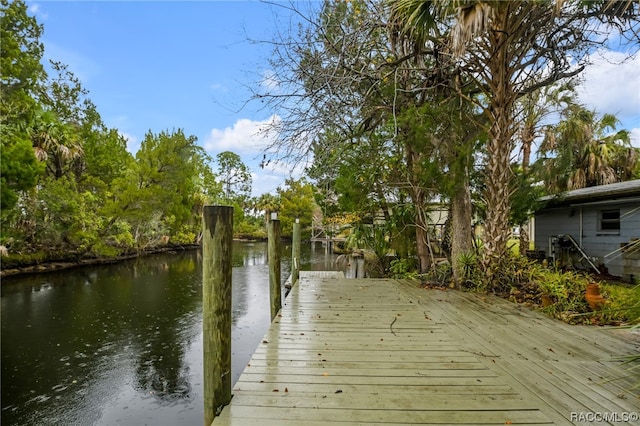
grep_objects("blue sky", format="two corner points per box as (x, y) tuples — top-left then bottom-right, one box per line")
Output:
(27, 1), (640, 196)
(29, 0), (298, 196)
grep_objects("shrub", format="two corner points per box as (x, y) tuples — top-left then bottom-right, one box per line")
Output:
(389, 258), (418, 279)
(534, 268), (591, 322)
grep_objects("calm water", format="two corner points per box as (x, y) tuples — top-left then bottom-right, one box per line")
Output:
(1, 241), (338, 425)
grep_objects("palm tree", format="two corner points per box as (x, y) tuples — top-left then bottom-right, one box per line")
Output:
(389, 0), (540, 276)
(29, 109), (82, 179)
(254, 193), (280, 226)
(388, 0), (638, 282)
(512, 83), (576, 254)
(539, 104), (638, 192)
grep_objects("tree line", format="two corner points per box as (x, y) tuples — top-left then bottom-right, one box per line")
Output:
(252, 0), (639, 287)
(2, 0), (638, 280)
(0, 0), (317, 267)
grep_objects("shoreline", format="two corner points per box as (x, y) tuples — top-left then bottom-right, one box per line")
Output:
(0, 244), (201, 279)
(1, 237), (300, 279)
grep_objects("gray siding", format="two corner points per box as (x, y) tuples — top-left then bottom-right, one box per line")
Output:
(534, 208), (581, 253)
(535, 202), (640, 281)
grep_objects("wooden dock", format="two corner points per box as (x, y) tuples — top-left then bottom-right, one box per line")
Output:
(215, 272), (639, 425)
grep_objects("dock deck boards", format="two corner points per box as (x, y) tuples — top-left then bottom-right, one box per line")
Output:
(215, 272), (639, 425)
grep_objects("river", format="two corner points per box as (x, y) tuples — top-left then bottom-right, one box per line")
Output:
(1, 241), (338, 425)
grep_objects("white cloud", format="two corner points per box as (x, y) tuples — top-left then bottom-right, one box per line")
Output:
(119, 131), (139, 154)
(630, 128), (640, 149)
(203, 115), (313, 196)
(28, 3), (48, 19)
(250, 160), (308, 197)
(204, 115), (280, 154)
(576, 50), (640, 126)
(250, 172), (284, 196)
(249, 156), (310, 196)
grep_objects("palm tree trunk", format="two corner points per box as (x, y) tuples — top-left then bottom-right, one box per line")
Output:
(483, 8), (516, 280)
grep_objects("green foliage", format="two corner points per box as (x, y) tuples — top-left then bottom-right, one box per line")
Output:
(535, 268), (592, 320)
(29, 108), (83, 179)
(103, 129), (208, 244)
(170, 226), (197, 245)
(484, 258), (640, 325)
(597, 283), (640, 325)
(1, 250), (49, 268)
(346, 224), (390, 260)
(536, 104), (639, 192)
(389, 258), (418, 279)
(0, 0), (45, 121)
(0, 0), (46, 216)
(216, 151), (252, 200)
(0, 133), (43, 211)
(456, 251), (481, 289)
(0, 4), (230, 266)
(234, 219), (267, 240)
(82, 128), (133, 185)
(509, 167), (544, 227)
(423, 261), (452, 286)
(277, 178), (316, 238)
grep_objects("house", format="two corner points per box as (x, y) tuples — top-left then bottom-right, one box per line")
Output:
(534, 180), (640, 283)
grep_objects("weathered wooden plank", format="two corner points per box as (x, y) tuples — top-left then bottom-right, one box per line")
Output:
(244, 359), (488, 370)
(213, 274), (638, 425)
(255, 342), (463, 351)
(265, 328), (449, 337)
(247, 351), (479, 363)
(229, 394), (539, 411)
(240, 366), (496, 378)
(232, 381), (520, 396)
(525, 360), (638, 425)
(216, 405), (552, 424)
(228, 390), (525, 401)
(393, 278), (640, 425)
(299, 271), (345, 279)
(235, 373), (506, 386)
(214, 419), (554, 426)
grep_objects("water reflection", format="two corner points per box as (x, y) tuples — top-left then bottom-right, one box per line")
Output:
(1, 242), (337, 425)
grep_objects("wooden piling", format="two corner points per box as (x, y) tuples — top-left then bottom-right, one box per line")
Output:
(268, 213), (281, 321)
(202, 205), (233, 425)
(356, 256), (365, 278)
(292, 218), (301, 287)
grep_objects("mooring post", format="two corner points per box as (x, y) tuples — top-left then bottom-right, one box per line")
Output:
(292, 218), (301, 287)
(268, 212), (281, 321)
(356, 256), (365, 278)
(202, 205), (233, 425)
